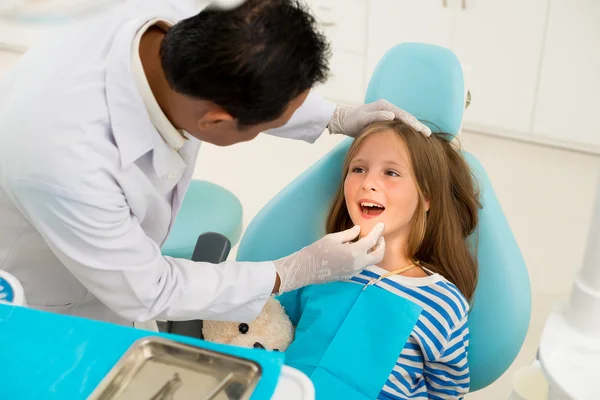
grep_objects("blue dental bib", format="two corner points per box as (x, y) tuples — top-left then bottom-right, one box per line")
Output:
(278, 281), (423, 399)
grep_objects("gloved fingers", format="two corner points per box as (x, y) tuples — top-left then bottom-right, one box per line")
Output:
(405, 117), (432, 137)
(351, 222), (384, 252)
(366, 99), (432, 137)
(360, 99), (391, 113)
(365, 236), (386, 265)
(363, 110), (396, 126)
(369, 235), (385, 254)
(391, 109), (432, 137)
(327, 224), (361, 243)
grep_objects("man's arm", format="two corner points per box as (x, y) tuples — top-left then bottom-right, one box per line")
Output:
(8, 177), (276, 323)
(265, 89), (336, 143)
(265, 90), (432, 143)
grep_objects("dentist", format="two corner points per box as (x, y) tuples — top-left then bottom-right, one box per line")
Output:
(0, 0), (429, 326)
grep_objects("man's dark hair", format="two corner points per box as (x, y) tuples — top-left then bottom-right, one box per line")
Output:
(160, 0), (330, 127)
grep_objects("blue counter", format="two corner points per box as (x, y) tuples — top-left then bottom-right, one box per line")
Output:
(0, 304), (283, 399)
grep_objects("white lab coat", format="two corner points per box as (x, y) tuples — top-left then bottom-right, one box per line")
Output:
(0, 0), (336, 326)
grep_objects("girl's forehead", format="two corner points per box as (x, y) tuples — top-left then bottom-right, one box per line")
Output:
(352, 131), (410, 161)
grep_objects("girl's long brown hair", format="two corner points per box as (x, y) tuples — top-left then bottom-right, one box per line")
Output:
(326, 121), (481, 302)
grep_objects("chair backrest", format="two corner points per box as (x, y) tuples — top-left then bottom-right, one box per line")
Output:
(236, 43), (531, 392)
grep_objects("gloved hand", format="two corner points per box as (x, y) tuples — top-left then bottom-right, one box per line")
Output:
(328, 99), (432, 138)
(273, 223), (386, 294)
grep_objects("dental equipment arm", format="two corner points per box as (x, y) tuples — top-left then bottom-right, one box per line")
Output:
(538, 172), (600, 399)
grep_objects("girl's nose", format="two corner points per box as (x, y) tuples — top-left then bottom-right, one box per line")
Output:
(363, 173), (379, 192)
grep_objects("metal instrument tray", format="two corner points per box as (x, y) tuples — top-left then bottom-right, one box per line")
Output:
(88, 337), (262, 400)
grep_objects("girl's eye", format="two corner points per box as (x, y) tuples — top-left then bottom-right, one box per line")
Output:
(385, 170), (400, 177)
(351, 167), (366, 173)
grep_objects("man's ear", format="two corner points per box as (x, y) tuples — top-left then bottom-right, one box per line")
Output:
(197, 109), (235, 131)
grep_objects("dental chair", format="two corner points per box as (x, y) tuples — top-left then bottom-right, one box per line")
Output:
(159, 180), (242, 334)
(236, 42), (532, 392)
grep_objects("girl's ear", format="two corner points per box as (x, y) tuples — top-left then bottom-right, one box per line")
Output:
(422, 193), (431, 212)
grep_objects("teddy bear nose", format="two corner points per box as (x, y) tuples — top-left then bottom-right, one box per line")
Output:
(253, 342), (265, 349)
(238, 323), (249, 334)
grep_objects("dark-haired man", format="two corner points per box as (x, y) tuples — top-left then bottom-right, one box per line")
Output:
(0, 0), (430, 325)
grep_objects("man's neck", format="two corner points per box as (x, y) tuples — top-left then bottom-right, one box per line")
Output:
(139, 25), (178, 127)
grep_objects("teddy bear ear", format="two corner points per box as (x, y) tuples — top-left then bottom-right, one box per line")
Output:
(266, 296), (283, 312)
(255, 297), (276, 323)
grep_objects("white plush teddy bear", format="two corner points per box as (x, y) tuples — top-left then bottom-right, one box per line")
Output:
(202, 296), (294, 352)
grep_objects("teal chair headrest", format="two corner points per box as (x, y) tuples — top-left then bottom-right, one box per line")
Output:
(237, 43), (531, 392)
(366, 42), (466, 136)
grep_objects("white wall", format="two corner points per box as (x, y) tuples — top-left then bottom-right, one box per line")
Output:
(312, 0), (600, 151)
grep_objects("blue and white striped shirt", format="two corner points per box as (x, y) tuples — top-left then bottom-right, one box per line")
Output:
(349, 265), (470, 400)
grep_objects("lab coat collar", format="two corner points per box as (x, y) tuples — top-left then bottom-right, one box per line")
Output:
(105, 15), (185, 178)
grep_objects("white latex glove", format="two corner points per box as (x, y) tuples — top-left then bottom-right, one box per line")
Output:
(328, 99), (432, 137)
(273, 223), (386, 293)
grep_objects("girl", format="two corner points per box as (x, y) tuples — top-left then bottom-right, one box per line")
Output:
(280, 120), (480, 399)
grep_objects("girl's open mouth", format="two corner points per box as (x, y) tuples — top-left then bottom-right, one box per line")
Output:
(359, 201), (385, 218)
